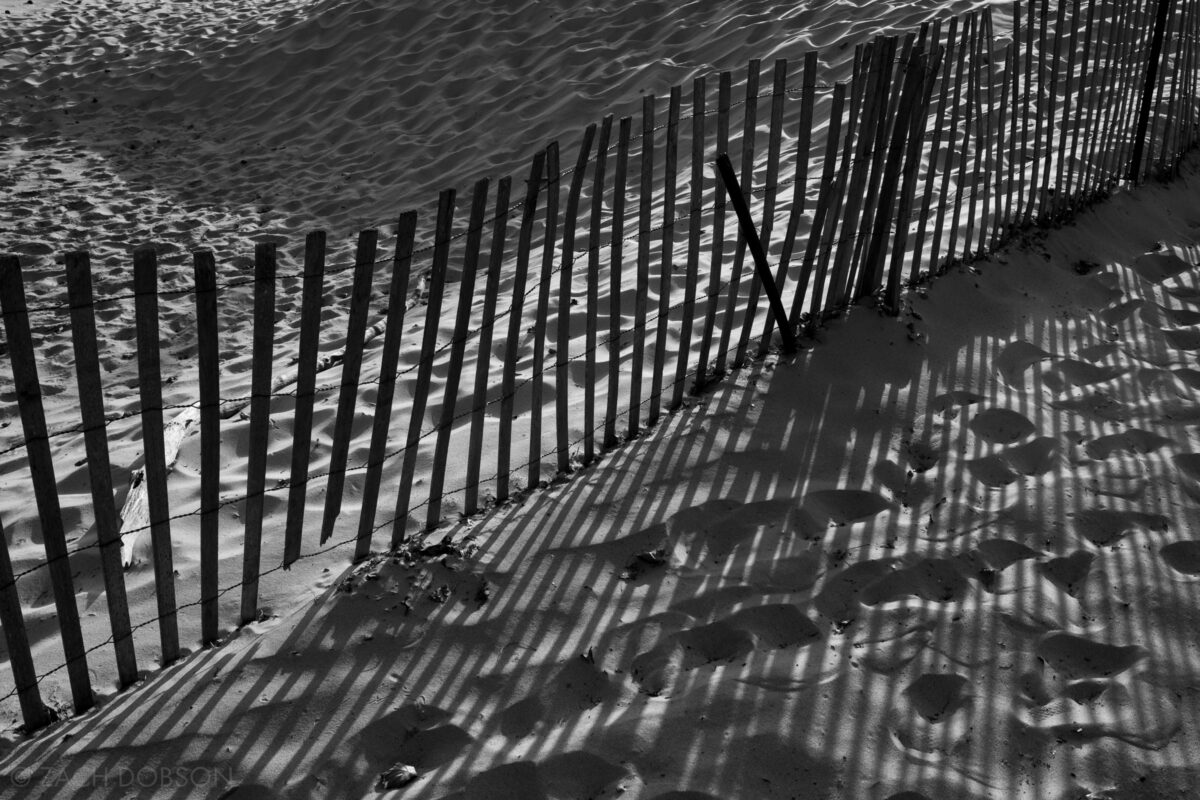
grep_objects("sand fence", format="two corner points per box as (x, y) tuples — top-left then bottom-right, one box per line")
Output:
(0, 0), (1197, 732)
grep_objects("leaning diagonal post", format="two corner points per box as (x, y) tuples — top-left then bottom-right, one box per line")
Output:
(713, 154), (798, 354)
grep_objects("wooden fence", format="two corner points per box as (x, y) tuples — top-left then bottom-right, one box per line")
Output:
(1, 0), (1198, 732)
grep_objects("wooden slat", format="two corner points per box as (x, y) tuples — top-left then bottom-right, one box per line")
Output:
(694, 72), (732, 392)
(557, 126), (597, 467)
(863, 46), (927, 299)
(990, 42), (1015, 251)
(0, 513), (48, 730)
(912, 18), (954, 280)
(192, 250), (221, 642)
(734, 60), (786, 363)
(1017, 0), (1034, 221)
(282, 232), (326, 567)
(499, 154), (545, 499)
(0, 256), (92, 711)
(1027, 0), (1050, 221)
(830, 38), (889, 307)
(427, 178), (491, 528)
(1084, 0), (1123, 194)
(393, 190), (455, 546)
(133, 247), (180, 664)
(715, 61), (759, 370)
(355, 213), (417, 560)
(961, 13), (983, 257)
(604, 117), (631, 444)
(816, 46), (869, 315)
(318, 230), (378, 544)
(850, 36), (907, 300)
(629, 96), (654, 436)
(584, 119), (612, 461)
(240, 242), (276, 625)
(1110, 0), (1149, 181)
(931, 19), (971, 268)
(886, 47), (944, 310)
(64, 251), (137, 685)
(649, 87), (680, 425)
(674, 79), (706, 403)
(763, 52), (816, 351)
(528, 144), (559, 486)
(791, 81), (847, 325)
(1066, 0), (1096, 208)
(977, 10), (996, 252)
(948, 15), (977, 257)
(465, 178), (512, 510)
(1055, 0), (1082, 212)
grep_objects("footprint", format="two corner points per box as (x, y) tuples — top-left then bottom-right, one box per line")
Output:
(888, 672), (975, 756)
(1050, 392), (1131, 424)
(1084, 428), (1172, 458)
(1132, 249), (1193, 283)
(968, 407), (1035, 444)
(967, 437), (1060, 488)
(1082, 455), (1147, 499)
(814, 560), (896, 627)
(1036, 632), (1147, 679)
(1098, 297), (1142, 326)
(1015, 678), (1181, 749)
(860, 558), (970, 605)
(497, 656), (621, 737)
(1160, 540), (1200, 575)
(1044, 359), (1127, 391)
(904, 673), (971, 722)
(1039, 551), (1095, 597)
(996, 341), (1053, 387)
(801, 489), (892, 525)
(1077, 342), (1120, 362)
(975, 538), (1040, 569)
(1163, 328), (1200, 350)
(929, 390), (985, 420)
(1073, 508), (1169, 546)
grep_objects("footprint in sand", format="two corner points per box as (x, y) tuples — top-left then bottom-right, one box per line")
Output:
(1043, 359), (1128, 393)
(1038, 551), (1095, 598)
(628, 604), (822, 695)
(968, 407), (1036, 444)
(1160, 540), (1200, 575)
(1073, 508), (1170, 546)
(1036, 632), (1147, 680)
(966, 437), (1059, 488)
(1131, 248), (1195, 284)
(1014, 677), (1181, 750)
(928, 390), (986, 420)
(458, 753), (628, 800)
(800, 489), (892, 526)
(995, 341), (1054, 388)
(1085, 428), (1173, 458)
(497, 656), (623, 737)
(888, 672), (975, 756)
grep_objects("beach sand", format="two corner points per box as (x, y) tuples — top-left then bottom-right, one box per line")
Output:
(3, 0), (1200, 798)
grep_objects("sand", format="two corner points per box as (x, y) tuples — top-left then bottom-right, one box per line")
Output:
(3, 0), (1200, 798)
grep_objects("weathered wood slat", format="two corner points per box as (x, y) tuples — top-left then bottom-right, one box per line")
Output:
(557, 126), (597, 465)
(133, 247), (180, 664)
(0, 512), (47, 730)
(605, 117), (631, 444)
(529, 143), (559, 486)
(465, 179), (512, 510)
(282, 232), (326, 567)
(64, 251), (138, 685)
(650, 87), (680, 424)
(355, 213), (417, 560)
(499, 152), (545, 500)
(393, 191), (455, 545)
(427, 179), (491, 529)
(240, 242), (277, 625)
(674, 79), (705, 403)
(694, 72), (732, 391)
(192, 250), (221, 642)
(584, 118), (612, 460)
(630, 96), (654, 436)
(318, 230), (379, 543)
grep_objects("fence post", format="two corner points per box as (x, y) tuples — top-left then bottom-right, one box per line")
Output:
(393, 190), (455, 546)
(282, 232), (326, 567)
(1131, 0), (1174, 180)
(558, 126), (597, 464)
(319, 231), (378, 543)
(714, 155), (797, 353)
(0, 257), (93, 711)
(650, 87), (680, 424)
(193, 250), (221, 643)
(584, 119), (612, 461)
(499, 152), (545, 500)
(604, 118), (631, 443)
(355, 213), (417, 560)
(529, 143), (559, 485)
(674, 78), (705, 404)
(240, 242), (276, 625)
(428, 178), (491, 529)
(0, 514), (48, 730)
(64, 251), (138, 685)
(133, 247), (180, 665)
(466, 178), (512, 509)
(630, 96), (655, 435)
(694, 72), (732, 392)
